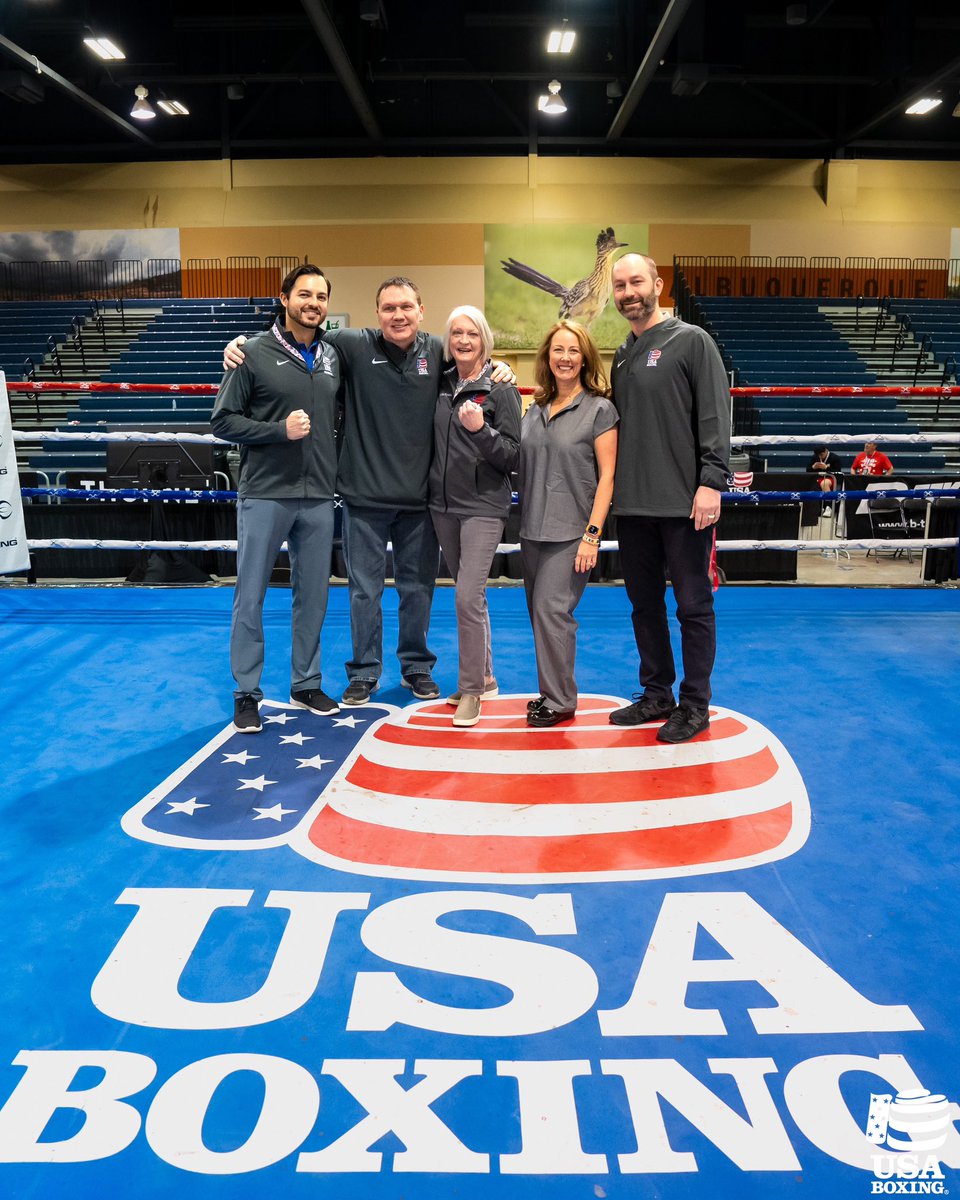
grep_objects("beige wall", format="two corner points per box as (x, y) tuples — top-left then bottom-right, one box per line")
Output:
(3, 155), (960, 255)
(6, 153), (958, 386)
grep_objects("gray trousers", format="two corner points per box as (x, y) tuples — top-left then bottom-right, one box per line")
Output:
(521, 536), (590, 712)
(431, 510), (505, 694)
(231, 497), (334, 699)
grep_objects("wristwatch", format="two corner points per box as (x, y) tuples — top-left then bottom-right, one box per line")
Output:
(585, 524), (601, 536)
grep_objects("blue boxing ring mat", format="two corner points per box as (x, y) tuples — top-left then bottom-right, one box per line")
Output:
(0, 581), (958, 1199)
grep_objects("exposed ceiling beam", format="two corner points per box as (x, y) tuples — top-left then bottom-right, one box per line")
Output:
(0, 33), (153, 144)
(299, 0), (383, 141)
(607, 0), (696, 140)
(841, 51), (960, 145)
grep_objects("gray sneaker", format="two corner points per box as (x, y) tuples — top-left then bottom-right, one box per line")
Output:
(342, 680), (379, 706)
(290, 688), (339, 715)
(401, 674), (441, 700)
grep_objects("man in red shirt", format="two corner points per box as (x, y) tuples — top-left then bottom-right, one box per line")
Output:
(851, 441), (894, 476)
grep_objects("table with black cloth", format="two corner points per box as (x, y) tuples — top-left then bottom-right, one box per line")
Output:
(922, 498), (960, 582)
(19, 476), (957, 583)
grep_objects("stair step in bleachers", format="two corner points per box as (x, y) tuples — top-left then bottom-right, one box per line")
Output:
(886, 300), (960, 381)
(694, 295), (954, 470)
(747, 447), (946, 473)
(9, 297), (269, 477)
(0, 301), (94, 380)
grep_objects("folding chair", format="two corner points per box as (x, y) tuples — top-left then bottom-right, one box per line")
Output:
(860, 481), (912, 563)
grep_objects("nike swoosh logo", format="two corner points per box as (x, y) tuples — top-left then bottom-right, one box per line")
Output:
(371, 358), (388, 365)
(275, 359), (289, 366)
(616, 359), (626, 368)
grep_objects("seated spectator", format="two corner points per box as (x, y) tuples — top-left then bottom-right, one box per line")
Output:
(806, 444), (843, 492)
(851, 441), (894, 476)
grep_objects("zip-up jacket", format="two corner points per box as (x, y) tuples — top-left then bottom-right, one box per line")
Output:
(211, 321), (341, 500)
(611, 317), (730, 517)
(428, 363), (521, 518)
(326, 327), (444, 510)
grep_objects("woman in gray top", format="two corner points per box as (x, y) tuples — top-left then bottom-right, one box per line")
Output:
(519, 320), (619, 727)
(428, 306), (521, 728)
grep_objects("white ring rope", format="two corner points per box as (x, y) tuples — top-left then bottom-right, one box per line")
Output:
(14, 429), (226, 445)
(11, 427), (960, 447)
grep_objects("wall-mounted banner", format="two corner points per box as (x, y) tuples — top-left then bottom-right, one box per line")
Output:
(0, 373), (29, 575)
(485, 223), (650, 349)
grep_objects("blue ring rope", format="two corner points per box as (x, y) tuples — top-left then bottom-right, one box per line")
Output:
(21, 486), (960, 505)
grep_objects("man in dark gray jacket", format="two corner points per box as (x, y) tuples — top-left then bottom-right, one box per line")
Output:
(607, 254), (730, 743)
(212, 265), (341, 732)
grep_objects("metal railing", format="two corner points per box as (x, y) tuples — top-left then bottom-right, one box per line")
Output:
(0, 255), (309, 300)
(674, 256), (960, 301)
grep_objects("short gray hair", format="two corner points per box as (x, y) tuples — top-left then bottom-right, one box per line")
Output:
(443, 305), (494, 362)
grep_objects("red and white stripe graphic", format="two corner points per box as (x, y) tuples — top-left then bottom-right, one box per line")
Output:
(290, 695), (810, 883)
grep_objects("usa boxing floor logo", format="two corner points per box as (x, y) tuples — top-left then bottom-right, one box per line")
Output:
(123, 695), (810, 882)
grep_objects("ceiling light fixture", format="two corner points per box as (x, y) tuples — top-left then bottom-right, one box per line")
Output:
(157, 99), (189, 116)
(130, 85), (156, 120)
(547, 23), (576, 54)
(905, 97), (942, 116)
(538, 80), (567, 115)
(83, 36), (125, 61)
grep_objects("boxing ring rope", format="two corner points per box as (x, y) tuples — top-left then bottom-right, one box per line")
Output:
(9, 381), (960, 559)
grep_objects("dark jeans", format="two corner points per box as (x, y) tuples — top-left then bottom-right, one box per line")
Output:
(341, 503), (438, 683)
(617, 515), (715, 710)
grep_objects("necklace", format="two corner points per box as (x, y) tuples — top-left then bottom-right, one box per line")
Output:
(453, 364), (486, 396)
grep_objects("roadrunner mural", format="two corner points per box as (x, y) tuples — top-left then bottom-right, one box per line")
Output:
(500, 226), (627, 327)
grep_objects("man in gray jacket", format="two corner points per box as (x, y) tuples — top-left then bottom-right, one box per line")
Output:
(607, 254), (730, 743)
(212, 265), (341, 732)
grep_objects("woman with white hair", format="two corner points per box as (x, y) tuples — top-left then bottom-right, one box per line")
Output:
(428, 306), (521, 727)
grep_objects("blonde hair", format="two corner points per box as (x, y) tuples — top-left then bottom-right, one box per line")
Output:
(443, 305), (494, 363)
(532, 320), (610, 406)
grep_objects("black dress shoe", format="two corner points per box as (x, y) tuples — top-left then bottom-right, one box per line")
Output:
(609, 693), (677, 727)
(656, 704), (710, 743)
(527, 695), (547, 713)
(526, 704), (576, 727)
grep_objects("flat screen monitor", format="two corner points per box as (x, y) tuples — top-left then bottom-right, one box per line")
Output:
(105, 424), (215, 489)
